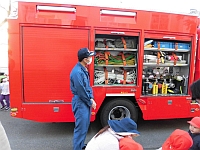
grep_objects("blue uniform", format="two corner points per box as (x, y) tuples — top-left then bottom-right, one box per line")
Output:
(70, 62), (94, 150)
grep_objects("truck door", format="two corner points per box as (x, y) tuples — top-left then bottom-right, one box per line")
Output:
(22, 26), (89, 103)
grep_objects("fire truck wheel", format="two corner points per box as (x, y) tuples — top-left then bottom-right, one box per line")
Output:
(100, 98), (138, 127)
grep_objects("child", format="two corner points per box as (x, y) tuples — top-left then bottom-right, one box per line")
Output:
(85, 118), (143, 150)
(157, 129), (193, 150)
(0, 78), (10, 110)
(188, 117), (200, 150)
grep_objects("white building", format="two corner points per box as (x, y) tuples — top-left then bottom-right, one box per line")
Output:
(0, 1), (9, 74)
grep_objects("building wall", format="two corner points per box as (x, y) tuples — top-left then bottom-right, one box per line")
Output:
(0, 23), (8, 74)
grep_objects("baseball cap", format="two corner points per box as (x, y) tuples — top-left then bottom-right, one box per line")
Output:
(188, 117), (200, 128)
(78, 48), (96, 62)
(162, 129), (193, 150)
(108, 118), (140, 136)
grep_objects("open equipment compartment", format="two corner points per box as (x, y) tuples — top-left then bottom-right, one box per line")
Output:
(94, 33), (139, 86)
(142, 38), (191, 96)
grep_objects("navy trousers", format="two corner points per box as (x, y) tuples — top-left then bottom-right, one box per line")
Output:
(72, 96), (91, 150)
(0, 94), (10, 107)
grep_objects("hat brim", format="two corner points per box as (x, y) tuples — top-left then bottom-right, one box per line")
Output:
(108, 119), (140, 135)
(188, 121), (200, 128)
(89, 51), (96, 56)
(116, 132), (140, 136)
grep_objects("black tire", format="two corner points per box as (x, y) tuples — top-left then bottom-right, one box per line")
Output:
(100, 98), (138, 127)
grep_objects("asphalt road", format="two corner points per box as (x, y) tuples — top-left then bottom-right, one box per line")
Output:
(0, 110), (190, 150)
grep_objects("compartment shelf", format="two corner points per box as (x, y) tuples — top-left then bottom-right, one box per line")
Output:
(144, 48), (190, 52)
(94, 84), (136, 86)
(141, 94), (188, 96)
(95, 65), (137, 67)
(143, 63), (189, 67)
(95, 47), (138, 51)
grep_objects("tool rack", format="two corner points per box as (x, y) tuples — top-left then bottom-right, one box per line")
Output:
(142, 39), (191, 96)
(94, 34), (138, 86)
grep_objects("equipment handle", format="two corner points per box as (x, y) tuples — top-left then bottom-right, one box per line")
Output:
(37, 6), (76, 12)
(163, 36), (176, 39)
(111, 32), (125, 35)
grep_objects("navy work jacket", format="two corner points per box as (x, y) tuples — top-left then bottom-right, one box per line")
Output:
(70, 62), (93, 107)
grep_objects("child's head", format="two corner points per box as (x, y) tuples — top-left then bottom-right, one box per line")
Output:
(162, 129), (193, 150)
(190, 79), (200, 100)
(188, 117), (200, 134)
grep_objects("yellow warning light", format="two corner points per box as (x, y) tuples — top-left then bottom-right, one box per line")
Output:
(11, 108), (18, 112)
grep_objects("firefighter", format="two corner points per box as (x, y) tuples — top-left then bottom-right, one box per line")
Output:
(70, 48), (96, 150)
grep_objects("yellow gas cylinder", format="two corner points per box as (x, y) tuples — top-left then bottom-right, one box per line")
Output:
(153, 82), (158, 95)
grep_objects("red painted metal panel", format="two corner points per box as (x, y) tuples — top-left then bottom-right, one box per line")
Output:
(22, 26), (89, 103)
(144, 33), (192, 41)
(190, 103), (200, 117)
(142, 96), (190, 120)
(18, 2), (198, 34)
(22, 103), (75, 122)
(194, 28), (200, 81)
(8, 33), (23, 118)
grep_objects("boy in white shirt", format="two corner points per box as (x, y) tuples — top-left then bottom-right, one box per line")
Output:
(0, 78), (10, 111)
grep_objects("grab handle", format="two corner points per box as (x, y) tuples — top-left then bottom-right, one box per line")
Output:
(37, 5), (76, 12)
(163, 36), (176, 39)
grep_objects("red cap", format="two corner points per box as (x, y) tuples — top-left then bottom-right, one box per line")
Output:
(119, 137), (143, 150)
(188, 117), (200, 128)
(162, 129), (193, 150)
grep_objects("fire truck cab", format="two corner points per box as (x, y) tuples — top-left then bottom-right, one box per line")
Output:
(8, 0), (200, 126)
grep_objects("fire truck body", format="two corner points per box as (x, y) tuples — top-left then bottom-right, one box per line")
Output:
(8, 1), (200, 126)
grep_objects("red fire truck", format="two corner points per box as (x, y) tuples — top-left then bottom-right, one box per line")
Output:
(8, 1), (200, 126)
